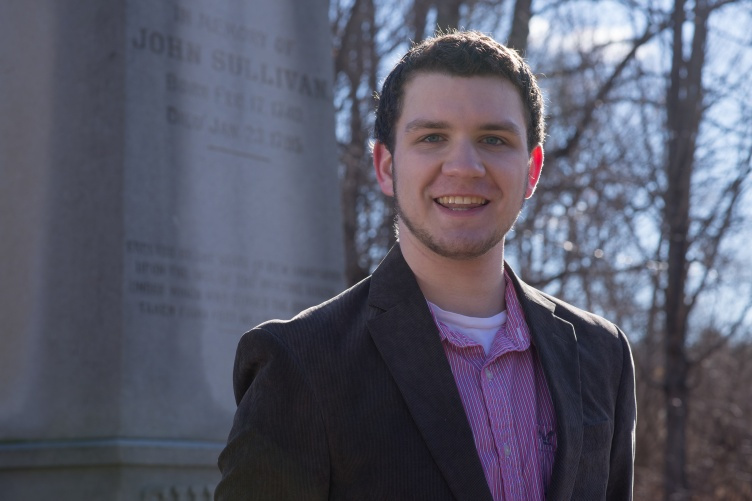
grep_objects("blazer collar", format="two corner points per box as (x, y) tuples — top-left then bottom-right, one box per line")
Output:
(367, 244), (494, 501)
(506, 268), (583, 501)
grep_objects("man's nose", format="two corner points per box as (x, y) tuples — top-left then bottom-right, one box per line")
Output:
(441, 140), (485, 177)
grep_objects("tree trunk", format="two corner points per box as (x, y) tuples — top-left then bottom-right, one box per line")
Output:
(507, 0), (532, 53)
(663, 0), (709, 498)
(410, 0), (432, 42)
(434, 0), (463, 33)
(333, 0), (377, 285)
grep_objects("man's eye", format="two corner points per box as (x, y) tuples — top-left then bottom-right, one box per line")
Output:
(421, 134), (442, 143)
(481, 136), (504, 145)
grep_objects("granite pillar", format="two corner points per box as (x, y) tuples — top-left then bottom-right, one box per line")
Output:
(0, 0), (343, 499)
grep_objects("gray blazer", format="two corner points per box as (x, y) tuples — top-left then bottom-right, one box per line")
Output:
(216, 245), (636, 500)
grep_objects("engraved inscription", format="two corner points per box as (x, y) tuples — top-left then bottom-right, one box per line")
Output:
(166, 72), (209, 99)
(130, 4), (332, 162)
(125, 241), (341, 329)
(195, 13), (268, 48)
(166, 106), (205, 130)
(210, 50), (328, 100)
(132, 28), (202, 64)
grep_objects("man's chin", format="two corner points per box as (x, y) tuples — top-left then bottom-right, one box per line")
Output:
(418, 234), (504, 261)
(396, 212), (506, 261)
(429, 245), (496, 261)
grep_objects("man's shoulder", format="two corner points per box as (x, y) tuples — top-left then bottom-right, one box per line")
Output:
(518, 282), (634, 389)
(248, 244), (416, 345)
(248, 274), (375, 346)
(531, 288), (634, 378)
(230, 276), (382, 404)
(512, 273), (627, 345)
(542, 290), (623, 339)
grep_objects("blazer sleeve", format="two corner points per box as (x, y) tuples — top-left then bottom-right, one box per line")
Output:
(215, 327), (330, 501)
(606, 329), (637, 500)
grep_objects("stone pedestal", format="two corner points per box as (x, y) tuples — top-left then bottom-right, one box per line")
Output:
(0, 0), (343, 499)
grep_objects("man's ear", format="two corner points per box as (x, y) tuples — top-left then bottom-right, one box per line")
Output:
(525, 144), (544, 199)
(373, 141), (395, 197)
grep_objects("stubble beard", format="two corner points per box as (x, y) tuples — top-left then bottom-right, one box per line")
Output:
(391, 162), (526, 261)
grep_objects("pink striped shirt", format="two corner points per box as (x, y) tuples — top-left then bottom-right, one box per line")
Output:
(428, 270), (557, 500)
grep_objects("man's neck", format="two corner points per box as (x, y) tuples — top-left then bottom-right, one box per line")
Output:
(399, 235), (507, 318)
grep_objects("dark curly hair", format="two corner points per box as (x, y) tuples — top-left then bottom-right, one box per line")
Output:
(374, 30), (545, 153)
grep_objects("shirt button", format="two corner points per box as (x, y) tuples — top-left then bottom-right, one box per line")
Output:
(484, 368), (493, 380)
(504, 444), (511, 457)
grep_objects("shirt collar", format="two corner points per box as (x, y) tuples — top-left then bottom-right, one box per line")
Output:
(428, 269), (532, 353)
(501, 267), (533, 352)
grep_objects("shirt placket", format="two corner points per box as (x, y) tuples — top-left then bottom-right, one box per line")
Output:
(483, 355), (524, 501)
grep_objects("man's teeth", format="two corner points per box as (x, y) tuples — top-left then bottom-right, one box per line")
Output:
(436, 196), (487, 205)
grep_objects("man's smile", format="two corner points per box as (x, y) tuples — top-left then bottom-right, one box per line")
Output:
(435, 195), (489, 210)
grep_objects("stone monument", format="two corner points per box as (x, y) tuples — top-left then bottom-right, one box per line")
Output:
(0, 0), (343, 499)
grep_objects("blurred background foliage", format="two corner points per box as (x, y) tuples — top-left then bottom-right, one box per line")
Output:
(329, 0), (752, 499)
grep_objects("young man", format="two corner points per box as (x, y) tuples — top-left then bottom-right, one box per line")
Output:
(216, 31), (636, 501)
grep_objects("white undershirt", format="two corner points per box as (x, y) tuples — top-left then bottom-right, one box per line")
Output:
(428, 301), (507, 355)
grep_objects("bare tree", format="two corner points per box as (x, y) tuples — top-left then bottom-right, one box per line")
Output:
(329, 1), (752, 497)
(508, 0), (533, 52)
(331, 0), (386, 285)
(662, 1), (707, 495)
(662, 0), (752, 497)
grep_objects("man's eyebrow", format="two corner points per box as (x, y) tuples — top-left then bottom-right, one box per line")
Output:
(404, 119), (450, 133)
(478, 121), (524, 137)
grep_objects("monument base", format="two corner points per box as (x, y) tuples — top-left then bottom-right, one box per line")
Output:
(0, 439), (221, 501)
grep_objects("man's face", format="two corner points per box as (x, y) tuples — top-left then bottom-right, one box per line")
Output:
(374, 73), (543, 261)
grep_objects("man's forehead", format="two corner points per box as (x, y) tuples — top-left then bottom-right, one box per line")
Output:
(399, 73), (526, 127)
(403, 70), (514, 90)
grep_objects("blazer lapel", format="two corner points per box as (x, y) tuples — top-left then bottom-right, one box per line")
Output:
(508, 269), (583, 501)
(367, 246), (493, 501)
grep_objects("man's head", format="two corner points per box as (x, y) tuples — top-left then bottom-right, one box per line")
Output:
(372, 31), (545, 262)
(374, 30), (545, 154)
